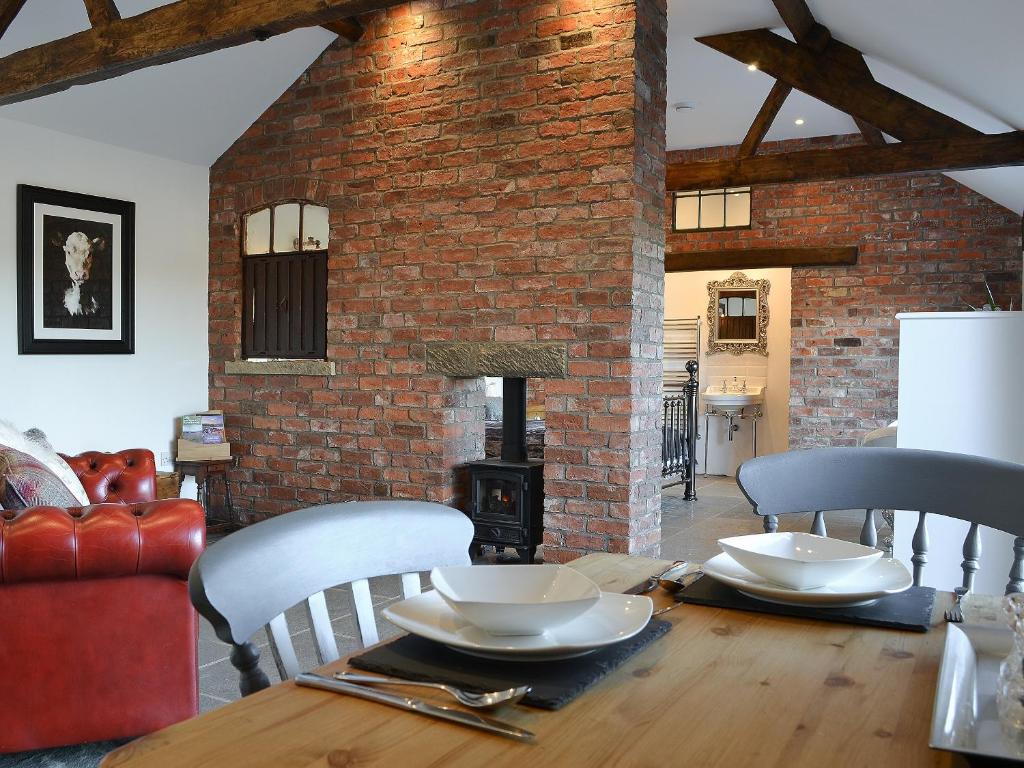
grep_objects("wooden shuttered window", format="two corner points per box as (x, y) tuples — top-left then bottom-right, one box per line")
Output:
(242, 250), (326, 359)
(241, 201), (329, 360)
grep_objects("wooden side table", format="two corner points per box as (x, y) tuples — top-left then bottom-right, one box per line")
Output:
(174, 456), (243, 532)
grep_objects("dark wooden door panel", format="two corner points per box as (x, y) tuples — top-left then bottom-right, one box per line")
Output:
(242, 251), (327, 360)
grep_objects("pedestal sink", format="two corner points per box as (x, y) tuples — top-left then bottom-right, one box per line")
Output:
(703, 385), (764, 416)
(702, 385), (765, 470)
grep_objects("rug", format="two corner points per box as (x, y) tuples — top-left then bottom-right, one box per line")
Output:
(0, 740), (126, 768)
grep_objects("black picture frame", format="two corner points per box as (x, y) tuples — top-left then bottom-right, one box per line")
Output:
(17, 184), (135, 354)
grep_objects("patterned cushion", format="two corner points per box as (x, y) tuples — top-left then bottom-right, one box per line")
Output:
(0, 446), (80, 509)
(0, 420), (90, 505)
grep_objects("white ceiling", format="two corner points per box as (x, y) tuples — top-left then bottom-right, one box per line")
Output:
(0, 1), (1020, 213)
(0, 0), (336, 165)
(668, 0), (1024, 213)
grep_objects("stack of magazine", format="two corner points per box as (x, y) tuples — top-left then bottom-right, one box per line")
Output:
(177, 410), (231, 460)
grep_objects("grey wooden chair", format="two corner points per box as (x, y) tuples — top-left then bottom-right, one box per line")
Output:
(861, 423), (898, 550)
(735, 447), (1024, 595)
(189, 500), (474, 695)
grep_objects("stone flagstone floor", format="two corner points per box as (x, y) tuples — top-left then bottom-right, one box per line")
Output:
(658, 474), (865, 562)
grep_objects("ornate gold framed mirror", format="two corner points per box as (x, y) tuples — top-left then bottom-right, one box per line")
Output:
(706, 271), (770, 356)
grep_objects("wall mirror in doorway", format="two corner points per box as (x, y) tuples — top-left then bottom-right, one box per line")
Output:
(706, 271), (770, 355)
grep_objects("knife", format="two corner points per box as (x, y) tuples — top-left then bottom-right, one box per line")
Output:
(294, 672), (536, 743)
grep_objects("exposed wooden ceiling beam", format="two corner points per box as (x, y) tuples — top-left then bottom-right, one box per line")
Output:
(738, 80), (792, 158)
(697, 29), (979, 142)
(0, 0), (397, 107)
(666, 247), (858, 272)
(757, 3), (886, 155)
(666, 131), (1024, 190)
(832, 46), (888, 146)
(853, 117), (886, 147)
(82, 0), (120, 27)
(322, 17), (364, 43)
(777, 7), (890, 150)
(0, 0), (28, 40)
(770, 0), (830, 52)
(832, 45), (887, 147)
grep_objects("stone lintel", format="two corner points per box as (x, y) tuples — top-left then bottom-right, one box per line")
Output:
(224, 360), (336, 376)
(425, 342), (568, 378)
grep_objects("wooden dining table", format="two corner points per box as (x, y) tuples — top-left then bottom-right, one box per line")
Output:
(103, 553), (995, 768)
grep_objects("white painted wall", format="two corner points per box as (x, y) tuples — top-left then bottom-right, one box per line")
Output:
(0, 118), (210, 472)
(895, 311), (1024, 595)
(665, 268), (792, 476)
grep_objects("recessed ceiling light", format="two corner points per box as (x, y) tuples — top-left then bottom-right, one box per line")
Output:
(747, 63), (758, 72)
(672, 100), (697, 111)
(794, 118), (805, 125)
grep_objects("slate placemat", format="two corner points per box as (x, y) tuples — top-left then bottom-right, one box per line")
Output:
(678, 575), (936, 632)
(348, 618), (671, 710)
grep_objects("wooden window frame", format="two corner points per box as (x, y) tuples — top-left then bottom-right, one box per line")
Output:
(241, 202), (328, 361)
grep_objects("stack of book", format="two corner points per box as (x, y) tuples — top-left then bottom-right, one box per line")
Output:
(177, 410), (231, 460)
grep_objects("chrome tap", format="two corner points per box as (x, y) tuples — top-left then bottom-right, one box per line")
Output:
(741, 378), (747, 392)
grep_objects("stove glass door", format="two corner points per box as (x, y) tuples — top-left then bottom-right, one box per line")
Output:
(475, 474), (522, 525)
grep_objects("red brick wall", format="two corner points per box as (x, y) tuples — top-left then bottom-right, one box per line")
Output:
(667, 135), (1022, 447)
(208, 0), (667, 561)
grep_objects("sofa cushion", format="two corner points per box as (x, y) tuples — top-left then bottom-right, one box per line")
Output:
(0, 447), (80, 510)
(0, 421), (89, 505)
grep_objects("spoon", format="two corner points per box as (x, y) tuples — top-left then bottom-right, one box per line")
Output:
(636, 560), (691, 594)
(657, 563), (702, 595)
(334, 672), (530, 709)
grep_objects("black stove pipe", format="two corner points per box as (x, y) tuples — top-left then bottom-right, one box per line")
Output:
(501, 377), (528, 463)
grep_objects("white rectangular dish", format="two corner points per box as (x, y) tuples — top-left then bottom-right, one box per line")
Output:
(718, 532), (882, 590)
(429, 564), (601, 636)
(930, 623), (1024, 762)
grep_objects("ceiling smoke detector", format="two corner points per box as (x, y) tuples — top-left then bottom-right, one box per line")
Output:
(672, 101), (697, 111)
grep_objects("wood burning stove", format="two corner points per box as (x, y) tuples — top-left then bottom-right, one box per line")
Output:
(466, 378), (543, 563)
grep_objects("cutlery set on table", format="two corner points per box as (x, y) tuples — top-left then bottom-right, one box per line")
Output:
(295, 672), (536, 742)
(297, 563), (661, 741)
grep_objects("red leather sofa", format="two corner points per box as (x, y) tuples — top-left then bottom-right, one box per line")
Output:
(0, 449), (206, 754)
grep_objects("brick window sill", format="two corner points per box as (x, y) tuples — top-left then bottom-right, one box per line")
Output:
(224, 360), (336, 376)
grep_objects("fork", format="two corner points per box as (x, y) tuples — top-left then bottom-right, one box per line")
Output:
(944, 586), (968, 623)
(334, 672), (529, 709)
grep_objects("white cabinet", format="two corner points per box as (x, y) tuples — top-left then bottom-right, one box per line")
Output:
(895, 311), (1024, 595)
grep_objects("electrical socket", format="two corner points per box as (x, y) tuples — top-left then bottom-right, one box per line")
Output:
(159, 452), (172, 467)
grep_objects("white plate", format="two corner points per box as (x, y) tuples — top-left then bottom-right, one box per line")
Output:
(383, 589), (653, 661)
(702, 552), (912, 607)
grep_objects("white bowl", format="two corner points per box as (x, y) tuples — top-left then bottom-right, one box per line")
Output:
(717, 532), (882, 590)
(429, 564), (601, 636)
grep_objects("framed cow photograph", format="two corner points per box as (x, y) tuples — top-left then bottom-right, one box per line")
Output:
(17, 185), (135, 354)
